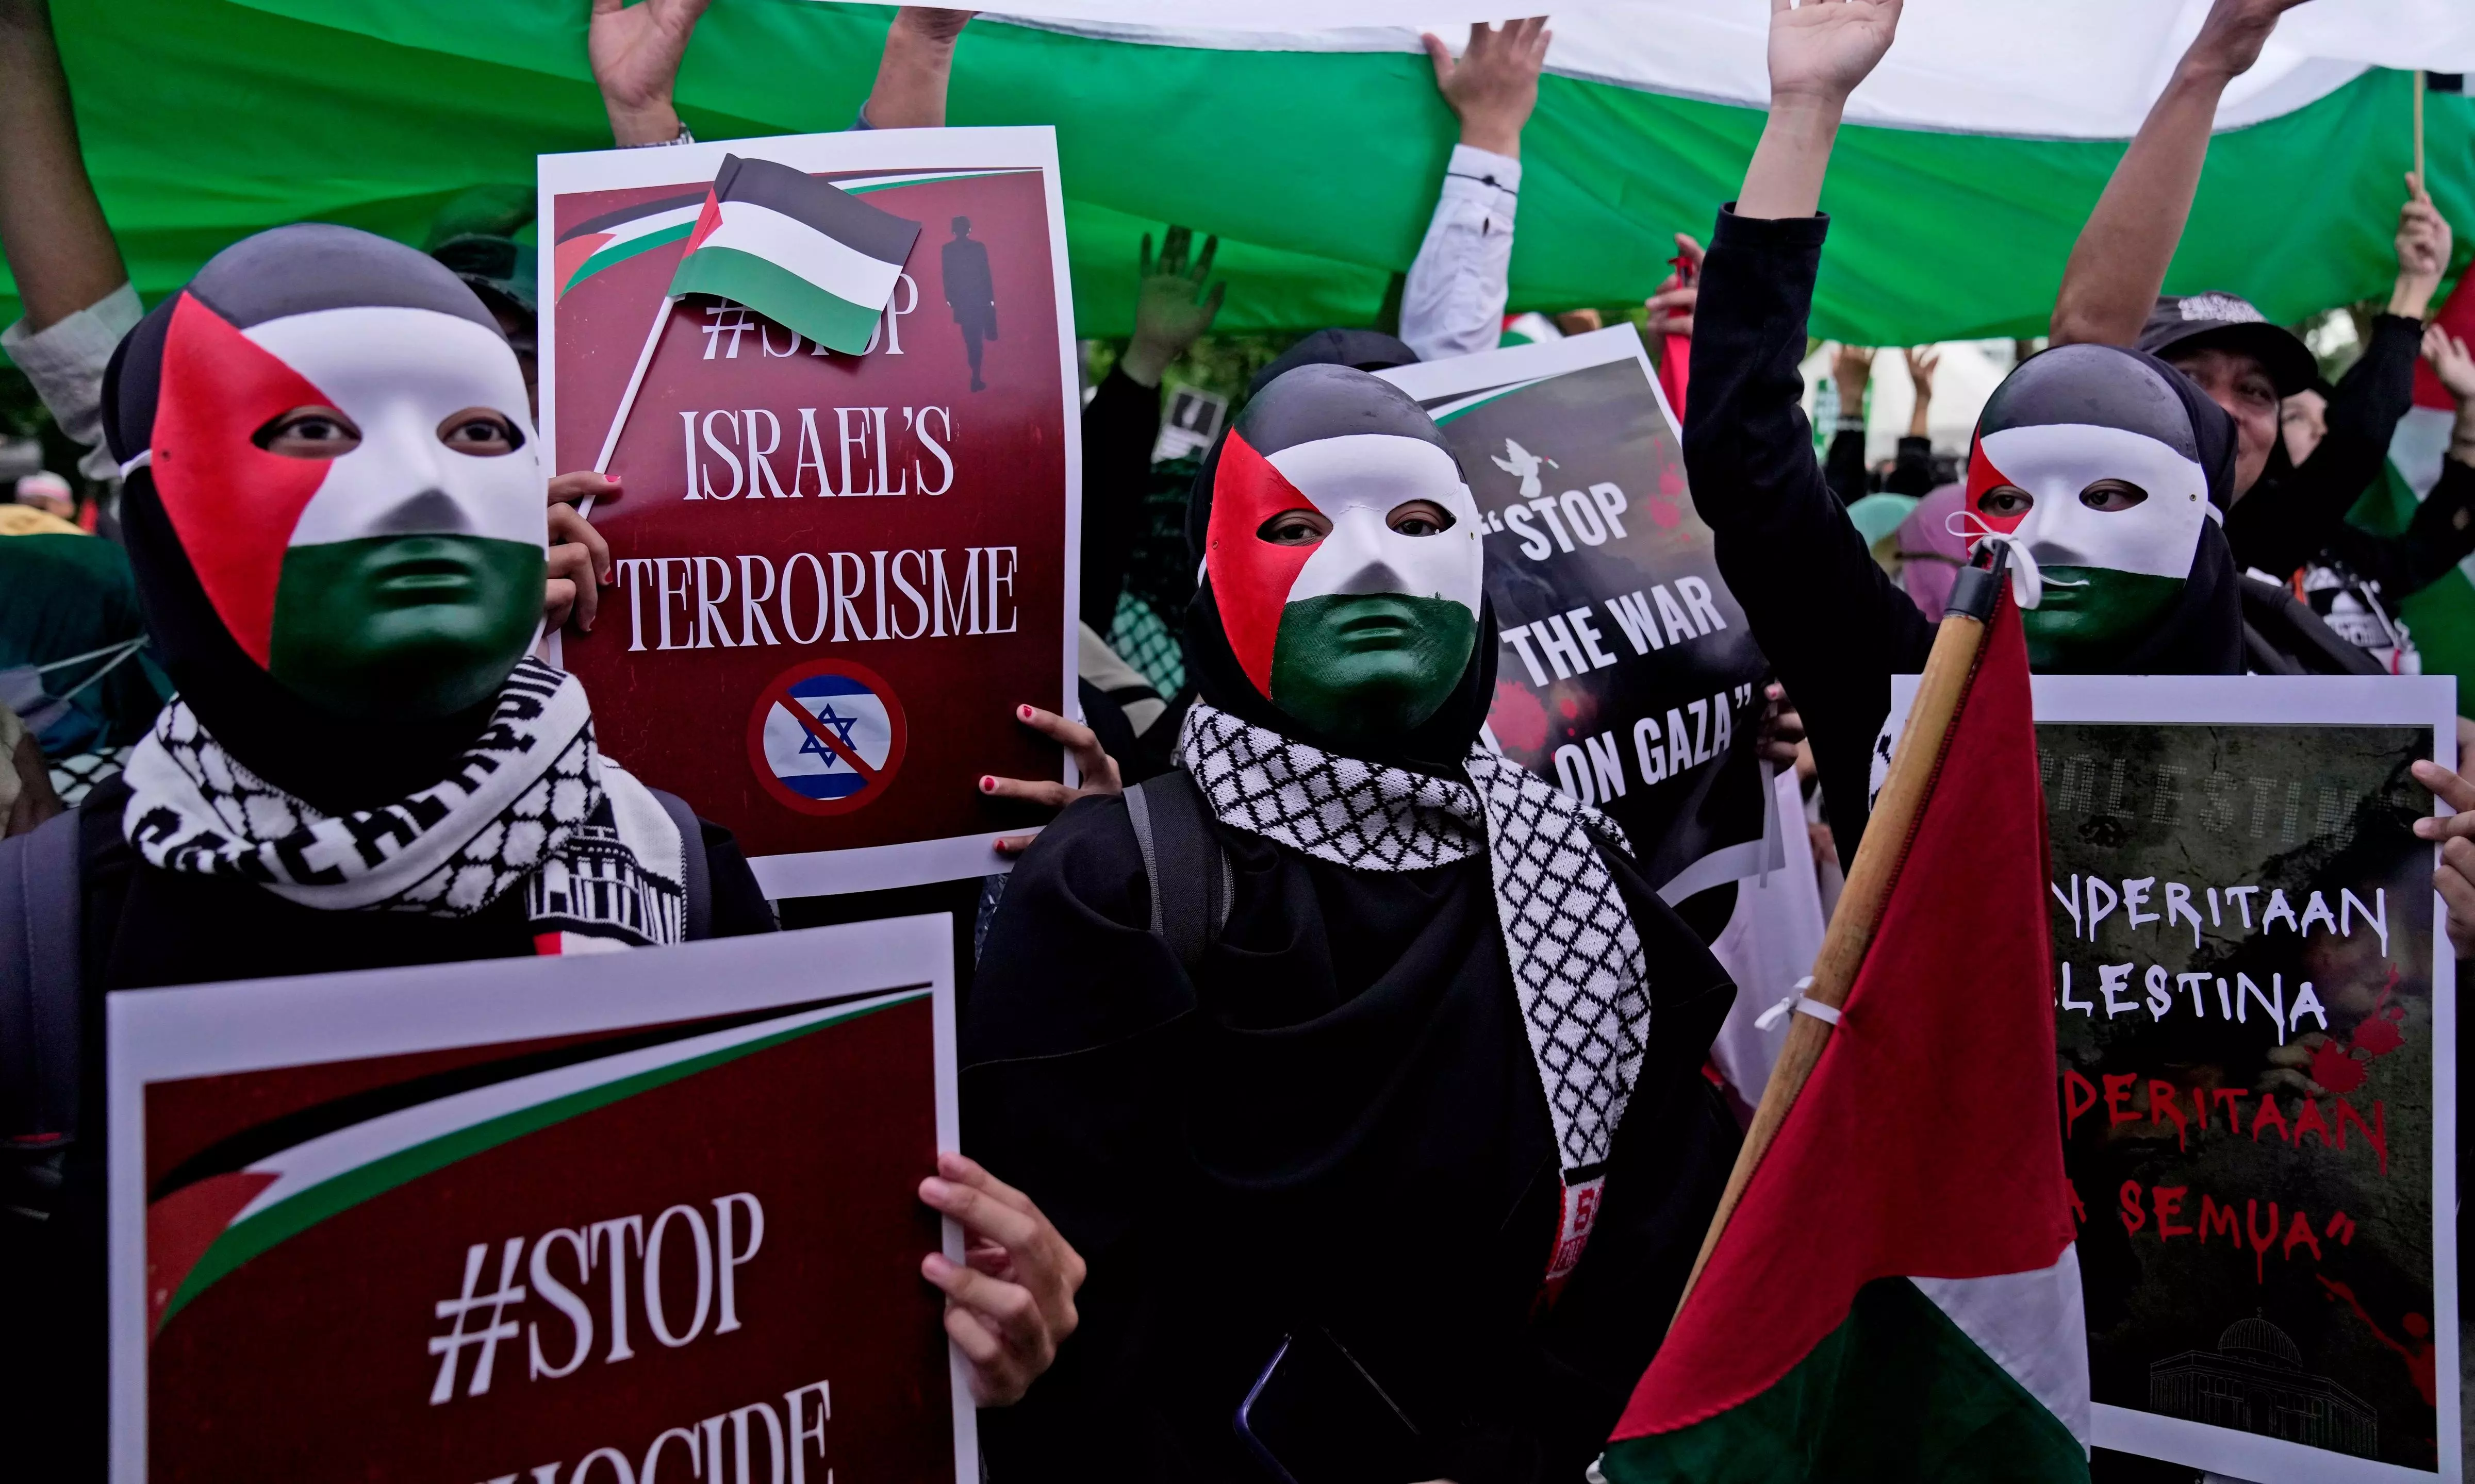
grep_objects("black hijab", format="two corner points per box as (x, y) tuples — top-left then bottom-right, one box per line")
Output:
(1974, 341), (2247, 676)
(101, 225), (518, 813)
(1180, 337), (1495, 776)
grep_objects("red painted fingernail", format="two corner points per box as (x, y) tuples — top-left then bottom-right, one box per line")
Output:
(981, 776), (996, 792)
(1019, 704), (1035, 720)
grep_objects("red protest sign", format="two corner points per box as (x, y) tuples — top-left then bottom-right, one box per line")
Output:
(541, 130), (1080, 896)
(108, 918), (971, 1482)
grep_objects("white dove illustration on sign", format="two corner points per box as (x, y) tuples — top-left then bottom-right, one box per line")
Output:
(1491, 438), (1555, 498)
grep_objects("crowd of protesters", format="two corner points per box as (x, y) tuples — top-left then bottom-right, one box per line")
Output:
(4, 0), (2475, 1478)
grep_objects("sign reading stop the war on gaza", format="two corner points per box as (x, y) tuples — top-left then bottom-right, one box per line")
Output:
(108, 916), (972, 1484)
(539, 128), (1081, 897)
(1890, 674), (2460, 1483)
(1382, 326), (1776, 898)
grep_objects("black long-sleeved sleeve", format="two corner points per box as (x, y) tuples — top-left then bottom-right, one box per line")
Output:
(1885, 433), (1937, 496)
(1080, 365), (1165, 632)
(2323, 453), (2475, 599)
(2225, 314), (2422, 575)
(1823, 425), (1866, 508)
(1684, 209), (1936, 872)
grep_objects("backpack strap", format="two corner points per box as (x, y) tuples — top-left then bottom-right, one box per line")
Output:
(1121, 769), (1231, 973)
(650, 789), (713, 942)
(1, 808), (87, 1222)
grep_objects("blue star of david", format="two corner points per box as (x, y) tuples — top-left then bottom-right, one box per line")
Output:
(797, 703), (863, 768)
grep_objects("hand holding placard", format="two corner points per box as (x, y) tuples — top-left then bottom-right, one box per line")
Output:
(917, 1151), (1086, 1405)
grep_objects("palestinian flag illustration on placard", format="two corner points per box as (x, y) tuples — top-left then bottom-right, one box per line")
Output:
(666, 153), (922, 356)
(144, 986), (924, 1339)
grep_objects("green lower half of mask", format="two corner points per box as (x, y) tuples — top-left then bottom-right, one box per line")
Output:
(2019, 565), (2185, 672)
(267, 534), (544, 719)
(1267, 592), (1477, 745)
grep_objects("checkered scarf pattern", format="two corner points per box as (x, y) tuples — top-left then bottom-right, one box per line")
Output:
(1177, 702), (1651, 1172)
(121, 657), (686, 953)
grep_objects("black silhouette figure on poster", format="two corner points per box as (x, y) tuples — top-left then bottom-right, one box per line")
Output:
(942, 216), (997, 392)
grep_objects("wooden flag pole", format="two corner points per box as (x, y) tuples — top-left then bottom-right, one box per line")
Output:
(1671, 557), (2008, 1318)
(2414, 70), (2428, 194)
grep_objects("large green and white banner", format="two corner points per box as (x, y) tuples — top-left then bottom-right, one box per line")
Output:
(14, 1), (2470, 348)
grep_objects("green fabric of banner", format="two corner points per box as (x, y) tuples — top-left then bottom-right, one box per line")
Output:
(9, 1), (2468, 346)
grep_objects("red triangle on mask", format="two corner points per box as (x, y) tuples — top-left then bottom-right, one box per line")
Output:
(1206, 430), (1320, 699)
(152, 293), (335, 668)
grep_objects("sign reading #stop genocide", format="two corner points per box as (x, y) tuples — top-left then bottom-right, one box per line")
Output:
(108, 916), (972, 1483)
(540, 128), (1081, 896)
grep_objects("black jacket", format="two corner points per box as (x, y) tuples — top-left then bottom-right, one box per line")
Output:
(5, 778), (773, 1481)
(2225, 314), (2422, 578)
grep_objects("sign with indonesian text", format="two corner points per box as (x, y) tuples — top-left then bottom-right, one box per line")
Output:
(107, 916), (971, 1483)
(539, 128), (1080, 896)
(1893, 674), (2461, 1483)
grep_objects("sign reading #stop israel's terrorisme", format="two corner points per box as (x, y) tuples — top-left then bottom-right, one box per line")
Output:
(1381, 326), (1777, 898)
(540, 128), (1081, 897)
(107, 916), (972, 1483)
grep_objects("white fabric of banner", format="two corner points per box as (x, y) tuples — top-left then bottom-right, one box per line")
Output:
(840, 0), (2475, 140)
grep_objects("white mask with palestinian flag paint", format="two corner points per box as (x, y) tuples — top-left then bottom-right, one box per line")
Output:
(118, 224), (546, 720)
(1964, 344), (2218, 672)
(1204, 364), (1485, 742)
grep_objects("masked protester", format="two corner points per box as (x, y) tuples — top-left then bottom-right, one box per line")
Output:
(966, 362), (1739, 1483)
(1686, 200), (2384, 872)
(0, 225), (773, 1478)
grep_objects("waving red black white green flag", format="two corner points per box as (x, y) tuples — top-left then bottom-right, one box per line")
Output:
(1600, 591), (2089, 1482)
(667, 153), (922, 356)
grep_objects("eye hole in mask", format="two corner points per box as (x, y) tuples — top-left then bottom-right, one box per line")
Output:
(1976, 479), (2151, 520)
(1253, 498), (1460, 546)
(251, 404), (528, 460)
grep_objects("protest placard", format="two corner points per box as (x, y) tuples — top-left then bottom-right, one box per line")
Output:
(1381, 325), (1777, 898)
(107, 915), (971, 1484)
(540, 128), (1080, 897)
(1891, 673), (2460, 1482)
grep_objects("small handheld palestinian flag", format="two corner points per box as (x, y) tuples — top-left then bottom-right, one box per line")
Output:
(668, 153), (921, 356)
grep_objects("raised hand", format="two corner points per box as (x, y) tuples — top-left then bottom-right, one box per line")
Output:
(866, 9), (977, 129)
(1121, 226), (1225, 388)
(1643, 231), (1704, 340)
(2180, 0), (2315, 84)
(1421, 18), (1552, 158)
(1766, 0), (1902, 109)
(2424, 326), (2475, 407)
(1740, 0), (1903, 220)
(588, 0), (712, 146)
(1903, 344), (1938, 401)
(2393, 173), (2454, 319)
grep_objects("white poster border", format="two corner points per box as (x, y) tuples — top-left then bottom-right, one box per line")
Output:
(107, 914), (972, 1483)
(536, 126), (1082, 895)
(1887, 671), (2460, 1483)
(1383, 324), (1780, 897)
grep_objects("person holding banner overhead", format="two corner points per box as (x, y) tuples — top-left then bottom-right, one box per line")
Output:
(964, 359), (1740, 1481)
(1680, 0), (2393, 872)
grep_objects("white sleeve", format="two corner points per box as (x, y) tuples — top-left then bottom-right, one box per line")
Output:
(2, 281), (145, 483)
(1398, 144), (1522, 363)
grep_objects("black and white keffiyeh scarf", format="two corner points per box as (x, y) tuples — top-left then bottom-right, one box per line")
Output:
(122, 657), (687, 954)
(1176, 701), (1652, 1182)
